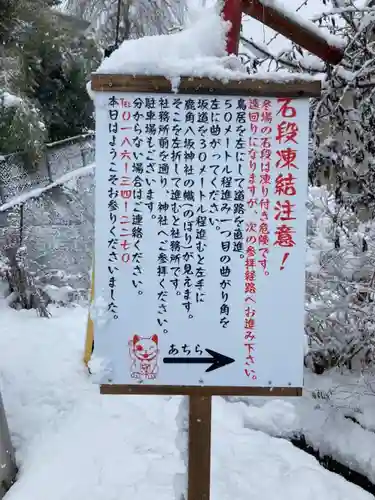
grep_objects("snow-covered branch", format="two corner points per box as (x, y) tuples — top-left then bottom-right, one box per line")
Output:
(243, 0), (346, 64)
(311, 7), (375, 22)
(241, 36), (324, 74)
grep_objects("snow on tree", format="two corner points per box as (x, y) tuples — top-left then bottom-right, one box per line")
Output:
(242, 0), (375, 372)
(0, 90), (46, 157)
(64, 0), (187, 47)
(305, 186), (375, 373)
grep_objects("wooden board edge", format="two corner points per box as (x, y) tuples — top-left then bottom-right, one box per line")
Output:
(91, 74), (321, 98)
(100, 384), (303, 397)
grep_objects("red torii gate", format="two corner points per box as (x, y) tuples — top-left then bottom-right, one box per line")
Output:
(222, 0), (345, 64)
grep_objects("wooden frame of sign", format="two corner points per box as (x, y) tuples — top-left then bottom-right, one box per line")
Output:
(91, 73), (321, 500)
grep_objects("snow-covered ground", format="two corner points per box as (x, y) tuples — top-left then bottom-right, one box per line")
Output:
(0, 301), (373, 500)
(237, 371), (375, 485)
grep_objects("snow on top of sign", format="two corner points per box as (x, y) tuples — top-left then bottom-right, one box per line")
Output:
(93, 7), (245, 81)
(258, 0), (346, 50)
(93, 9), (238, 77)
(88, 6), (319, 96)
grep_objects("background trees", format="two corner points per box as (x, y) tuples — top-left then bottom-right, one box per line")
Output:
(0, 0), (188, 158)
(0, 0), (99, 156)
(241, 0), (375, 372)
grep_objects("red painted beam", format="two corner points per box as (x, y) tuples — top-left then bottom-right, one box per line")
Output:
(222, 0), (243, 55)
(242, 0), (345, 65)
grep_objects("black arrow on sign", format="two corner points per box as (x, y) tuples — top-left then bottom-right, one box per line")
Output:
(163, 349), (235, 373)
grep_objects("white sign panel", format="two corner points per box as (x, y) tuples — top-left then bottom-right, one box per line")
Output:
(93, 90), (309, 388)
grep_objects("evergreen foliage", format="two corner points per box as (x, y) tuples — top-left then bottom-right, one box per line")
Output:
(0, 0), (99, 157)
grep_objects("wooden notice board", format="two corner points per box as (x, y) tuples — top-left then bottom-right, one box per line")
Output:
(91, 73), (320, 499)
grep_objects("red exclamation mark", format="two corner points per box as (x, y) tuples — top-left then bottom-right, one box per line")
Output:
(280, 253), (290, 271)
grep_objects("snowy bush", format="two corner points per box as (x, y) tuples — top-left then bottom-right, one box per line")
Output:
(43, 284), (78, 305)
(0, 247), (87, 310)
(305, 186), (375, 373)
(38, 270), (89, 306)
(0, 244), (51, 317)
(0, 90), (46, 158)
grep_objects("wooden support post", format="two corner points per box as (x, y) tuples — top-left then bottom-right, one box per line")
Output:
(222, 0), (243, 55)
(188, 395), (212, 500)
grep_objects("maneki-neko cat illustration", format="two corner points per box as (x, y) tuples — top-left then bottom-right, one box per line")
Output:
(128, 334), (160, 380)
